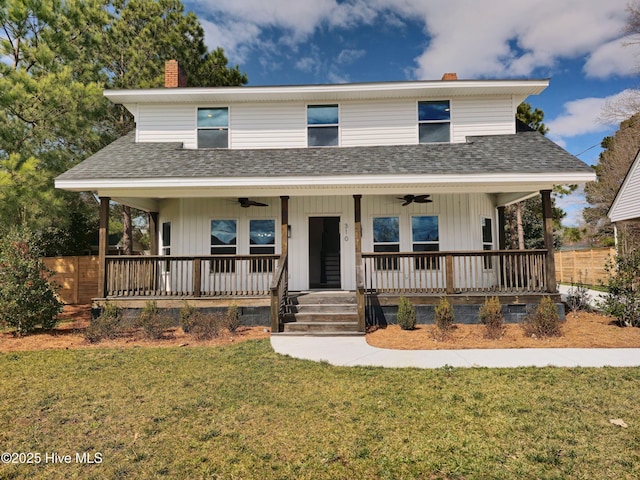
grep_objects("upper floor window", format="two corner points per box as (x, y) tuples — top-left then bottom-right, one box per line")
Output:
(198, 107), (228, 148)
(418, 100), (450, 143)
(307, 104), (339, 147)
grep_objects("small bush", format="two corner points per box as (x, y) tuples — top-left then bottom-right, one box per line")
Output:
(136, 301), (174, 340)
(434, 297), (454, 336)
(188, 312), (223, 340)
(600, 251), (640, 327)
(225, 304), (242, 333)
(85, 302), (123, 343)
(566, 280), (592, 315)
(522, 296), (562, 338)
(0, 228), (63, 336)
(397, 296), (417, 330)
(179, 301), (197, 333)
(479, 296), (504, 339)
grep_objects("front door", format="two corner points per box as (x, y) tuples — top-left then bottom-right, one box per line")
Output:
(308, 217), (341, 289)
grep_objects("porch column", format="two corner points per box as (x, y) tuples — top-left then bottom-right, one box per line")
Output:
(354, 194), (365, 332)
(280, 196), (289, 258)
(497, 206), (506, 250)
(541, 190), (557, 292)
(98, 196), (110, 298)
(149, 212), (159, 255)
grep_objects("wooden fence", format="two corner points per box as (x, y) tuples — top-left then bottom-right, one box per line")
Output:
(554, 248), (615, 286)
(43, 256), (99, 305)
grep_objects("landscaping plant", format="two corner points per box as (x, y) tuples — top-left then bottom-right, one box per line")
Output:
(478, 296), (504, 339)
(84, 302), (123, 343)
(188, 311), (223, 340)
(600, 250), (640, 327)
(137, 300), (174, 339)
(225, 303), (242, 333)
(522, 296), (562, 338)
(0, 228), (63, 335)
(565, 278), (592, 315)
(179, 301), (197, 333)
(397, 296), (417, 330)
(434, 296), (454, 337)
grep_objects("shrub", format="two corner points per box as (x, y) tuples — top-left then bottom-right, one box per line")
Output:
(522, 296), (562, 338)
(600, 251), (640, 327)
(136, 301), (174, 340)
(188, 312), (223, 340)
(396, 296), (417, 330)
(565, 279), (592, 315)
(179, 301), (197, 333)
(84, 302), (123, 343)
(0, 228), (63, 335)
(225, 303), (242, 333)
(434, 297), (454, 336)
(479, 296), (504, 339)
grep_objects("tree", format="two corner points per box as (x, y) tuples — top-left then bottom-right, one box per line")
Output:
(506, 103), (567, 249)
(584, 114), (640, 247)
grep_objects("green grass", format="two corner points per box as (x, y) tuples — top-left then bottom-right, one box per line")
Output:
(0, 341), (639, 479)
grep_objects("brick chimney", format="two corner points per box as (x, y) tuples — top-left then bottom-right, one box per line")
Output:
(441, 72), (458, 81)
(165, 59), (187, 88)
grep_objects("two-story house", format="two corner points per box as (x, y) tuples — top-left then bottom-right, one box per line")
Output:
(55, 61), (595, 333)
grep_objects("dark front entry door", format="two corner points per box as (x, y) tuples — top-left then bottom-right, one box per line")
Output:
(309, 217), (341, 289)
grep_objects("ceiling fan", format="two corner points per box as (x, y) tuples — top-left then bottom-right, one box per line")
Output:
(397, 194), (432, 206)
(238, 197), (268, 208)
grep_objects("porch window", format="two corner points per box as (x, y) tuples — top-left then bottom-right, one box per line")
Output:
(482, 217), (493, 269)
(161, 221), (171, 272)
(373, 216), (399, 270)
(210, 219), (237, 272)
(412, 215), (439, 270)
(307, 104), (339, 147)
(249, 219), (275, 272)
(418, 100), (450, 143)
(198, 107), (228, 148)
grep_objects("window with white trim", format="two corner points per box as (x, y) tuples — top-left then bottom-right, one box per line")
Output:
(418, 100), (450, 143)
(412, 215), (439, 269)
(249, 219), (275, 272)
(161, 221), (171, 272)
(307, 104), (339, 147)
(210, 219), (237, 272)
(482, 217), (493, 269)
(373, 216), (399, 270)
(198, 107), (228, 148)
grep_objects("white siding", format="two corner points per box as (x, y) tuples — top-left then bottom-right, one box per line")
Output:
(159, 193), (498, 292)
(137, 104), (196, 146)
(230, 103), (307, 149)
(609, 152), (640, 222)
(451, 96), (515, 142)
(133, 96), (517, 149)
(341, 100), (417, 146)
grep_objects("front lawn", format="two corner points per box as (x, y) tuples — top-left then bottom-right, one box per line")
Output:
(0, 340), (638, 479)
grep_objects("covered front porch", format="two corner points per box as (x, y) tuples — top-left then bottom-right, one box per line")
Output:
(93, 193), (560, 333)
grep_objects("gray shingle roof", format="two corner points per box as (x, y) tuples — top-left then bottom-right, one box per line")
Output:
(56, 130), (592, 181)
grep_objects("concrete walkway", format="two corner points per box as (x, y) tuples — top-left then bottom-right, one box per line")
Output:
(270, 336), (640, 368)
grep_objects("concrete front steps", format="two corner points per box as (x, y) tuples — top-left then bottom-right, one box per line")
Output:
(279, 291), (363, 336)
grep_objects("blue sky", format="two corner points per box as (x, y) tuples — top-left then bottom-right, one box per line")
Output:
(185, 0), (639, 226)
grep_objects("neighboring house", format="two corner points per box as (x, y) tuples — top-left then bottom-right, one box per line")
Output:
(55, 61), (595, 333)
(607, 149), (640, 250)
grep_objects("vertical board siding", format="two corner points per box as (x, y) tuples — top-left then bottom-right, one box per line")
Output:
(452, 97), (514, 143)
(137, 104), (196, 146)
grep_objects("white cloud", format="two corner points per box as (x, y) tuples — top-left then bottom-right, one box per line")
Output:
(547, 90), (636, 142)
(555, 187), (588, 227)
(336, 49), (366, 65)
(584, 35), (640, 78)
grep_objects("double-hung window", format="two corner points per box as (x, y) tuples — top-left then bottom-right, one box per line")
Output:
(161, 221), (171, 272)
(307, 104), (339, 146)
(198, 107), (228, 148)
(482, 217), (493, 269)
(210, 219), (237, 272)
(249, 219), (276, 272)
(412, 216), (439, 270)
(418, 100), (450, 143)
(373, 217), (400, 270)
